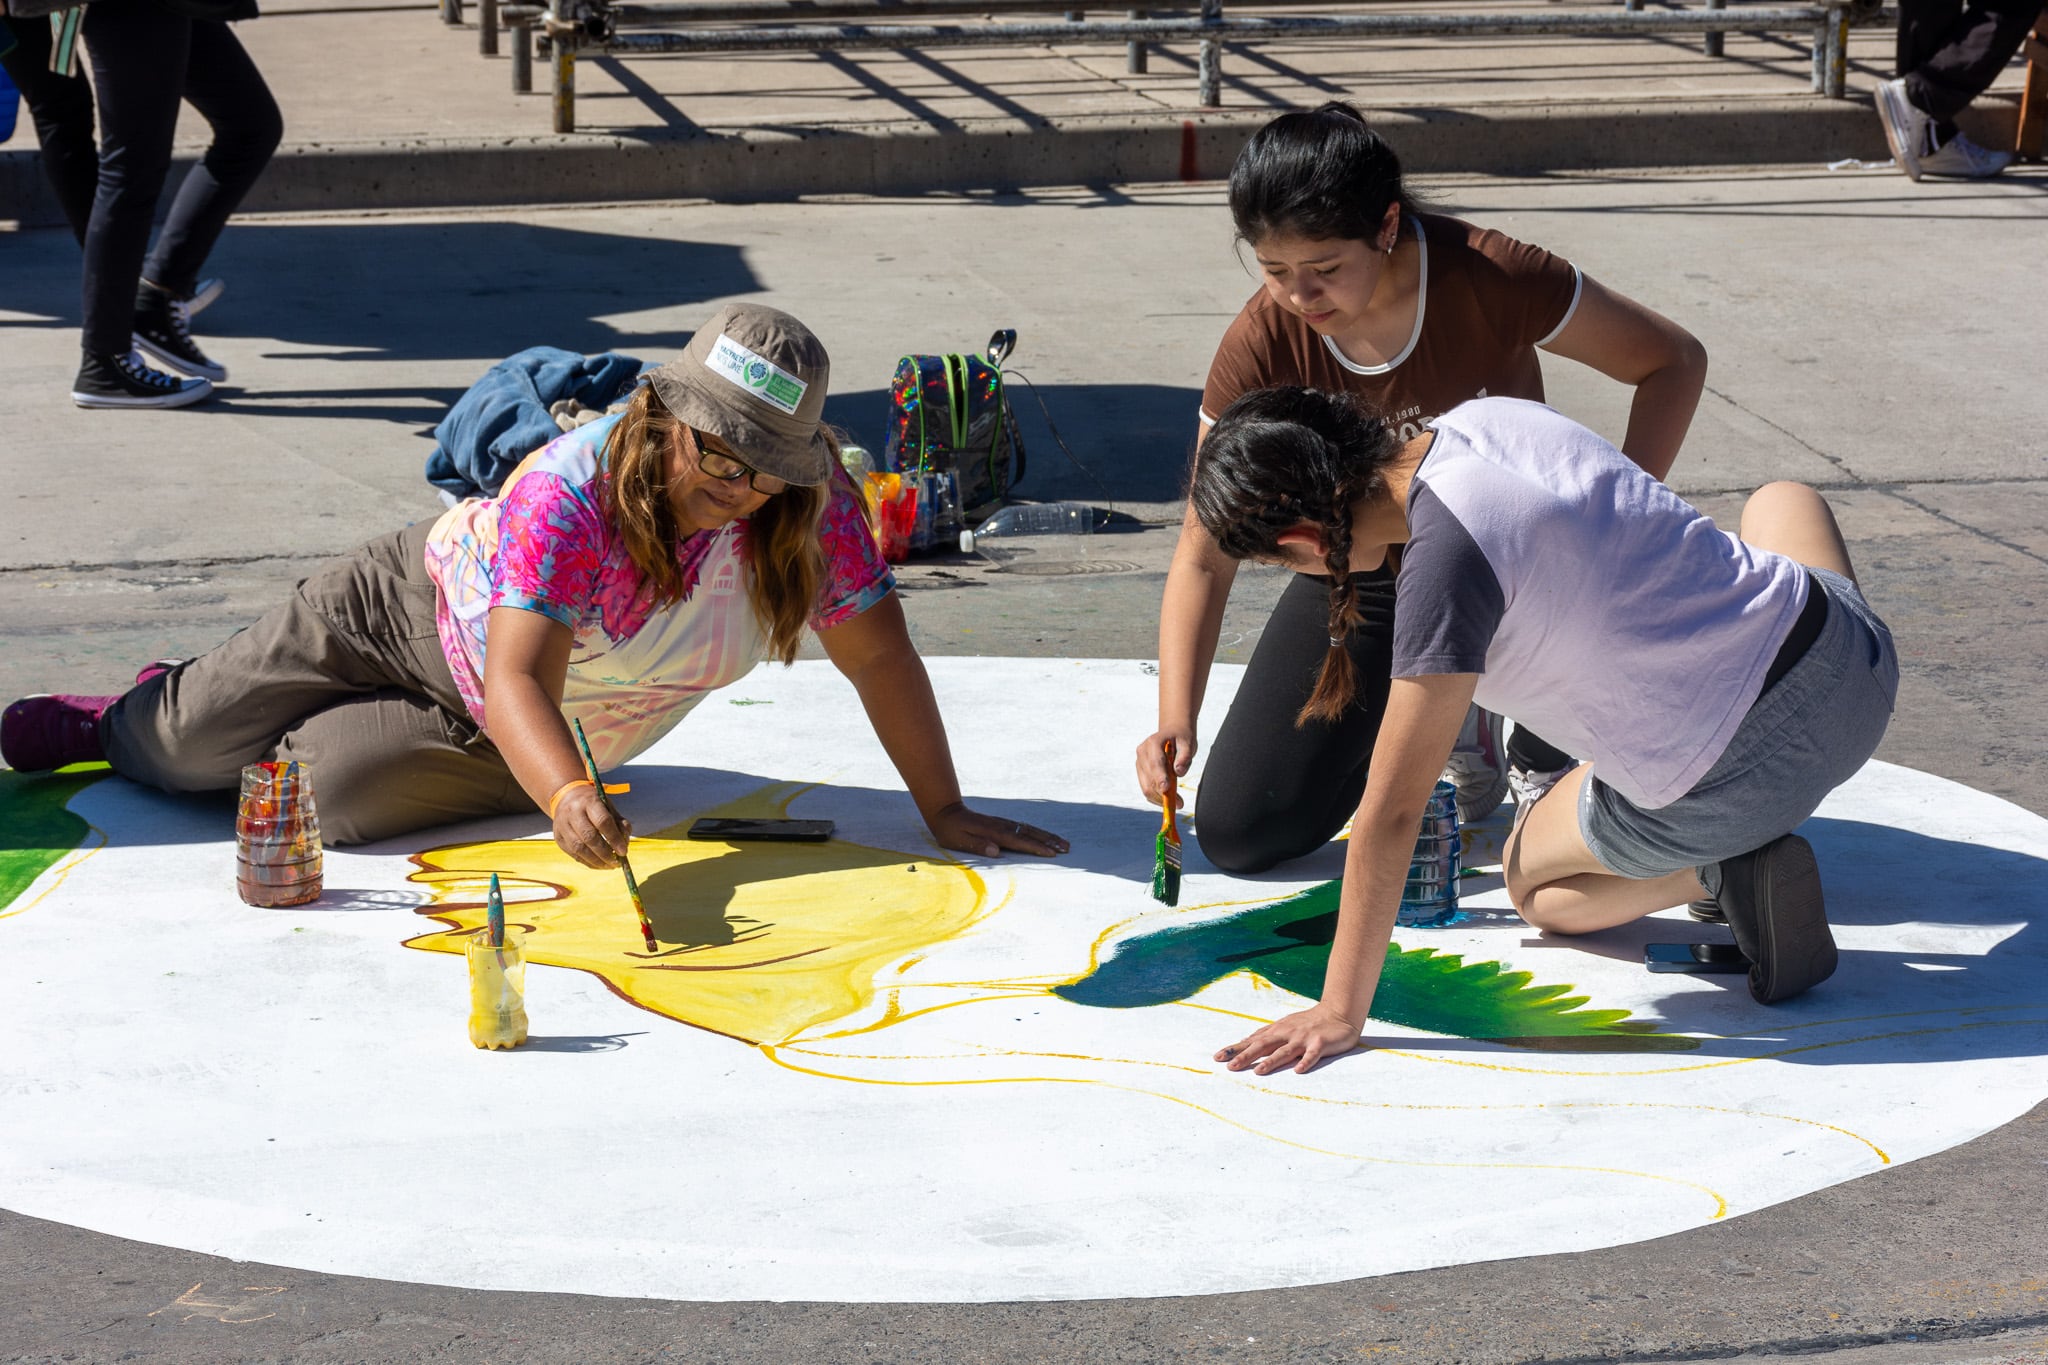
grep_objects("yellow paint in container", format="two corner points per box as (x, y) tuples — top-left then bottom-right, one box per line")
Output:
(466, 928), (529, 1050)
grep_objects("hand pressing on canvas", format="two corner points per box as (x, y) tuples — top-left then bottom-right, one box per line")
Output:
(926, 801), (1067, 860)
(1217, 1003), (1363, 1076)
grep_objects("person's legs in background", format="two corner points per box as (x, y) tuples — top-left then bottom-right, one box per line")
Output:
(0, 14), (98, 244)
(72, 0), (212, 408)
(1877, 0), (2046, 178)
(130, 15), (280, 383)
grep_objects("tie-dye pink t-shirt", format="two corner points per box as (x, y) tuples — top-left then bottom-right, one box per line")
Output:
(423, 413), (893, 771)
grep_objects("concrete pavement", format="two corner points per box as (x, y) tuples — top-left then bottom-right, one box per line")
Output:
(2, 0), (2038, 220)
(2, 168), (2047, 1361)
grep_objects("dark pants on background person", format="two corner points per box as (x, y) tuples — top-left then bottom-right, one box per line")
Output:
(1192, 569), (1579, 875)
(1897, 0), (2047, 125)
(0, 14), (98, 243)
(101, 523), (529, 846)
(78, 0), (281, 356)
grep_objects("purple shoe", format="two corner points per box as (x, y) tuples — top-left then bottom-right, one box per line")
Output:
(1, 694), (118, 771)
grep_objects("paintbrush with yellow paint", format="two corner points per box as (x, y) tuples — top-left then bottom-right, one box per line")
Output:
(570, 717), (659, 952)
(1151, 739), (1182, 906)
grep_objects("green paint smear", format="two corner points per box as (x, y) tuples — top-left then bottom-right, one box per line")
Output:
(1056, 880), (1696, 1053)
(0, 763), (108, 912)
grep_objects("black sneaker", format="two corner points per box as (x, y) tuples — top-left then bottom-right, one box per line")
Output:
(70, 350), (214, 410)
(1687, 895), (1726, 924)
(133, 284), (227, 382)
(1711, 834), (1837, 1004)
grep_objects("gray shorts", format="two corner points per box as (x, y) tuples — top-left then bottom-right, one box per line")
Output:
(1577, 567), (1899, 880)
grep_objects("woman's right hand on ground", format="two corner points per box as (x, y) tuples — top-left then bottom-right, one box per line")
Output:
(1135, 727), (1196, 807)
(551, 782), (633, 869)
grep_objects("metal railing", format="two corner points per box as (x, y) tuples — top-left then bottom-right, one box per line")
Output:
(441, 0), (1886, 133)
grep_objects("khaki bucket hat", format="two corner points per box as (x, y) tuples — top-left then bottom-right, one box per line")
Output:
(647, 303), (833, 486)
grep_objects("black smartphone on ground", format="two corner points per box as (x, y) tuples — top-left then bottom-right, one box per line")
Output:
(1644, 942), (1751, 974)
(687, 817), (836, 843)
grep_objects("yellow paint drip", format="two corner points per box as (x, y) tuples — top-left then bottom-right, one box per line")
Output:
(406, 783), (990, 1045)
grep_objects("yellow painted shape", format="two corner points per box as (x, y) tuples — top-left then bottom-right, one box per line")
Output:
(405, 782), (989, 1045)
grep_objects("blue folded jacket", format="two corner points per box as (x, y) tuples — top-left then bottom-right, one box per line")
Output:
(426, 346), (647, 500)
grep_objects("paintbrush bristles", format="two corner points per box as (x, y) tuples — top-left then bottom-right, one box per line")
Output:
(571, 719), (661, 950)
(1151, 739), (1183, 906)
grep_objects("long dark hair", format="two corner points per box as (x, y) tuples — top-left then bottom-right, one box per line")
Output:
(1191, 387), (1403, 726)
(1229, 101), (1422, 248)
(602, 384), (830, 666)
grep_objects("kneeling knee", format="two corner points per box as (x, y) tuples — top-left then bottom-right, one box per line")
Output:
(1515, 884), (1587, 935)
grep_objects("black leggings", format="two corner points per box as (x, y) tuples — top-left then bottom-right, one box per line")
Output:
(0, 14), (98, 243)
(1897, 0), (2046, 125)
(1194, 569), (1573, 875)
(78, 0), (281, 354)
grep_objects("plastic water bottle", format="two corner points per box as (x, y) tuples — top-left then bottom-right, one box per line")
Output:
(1397, 780), (1463, 928)
(957, 501), (1102, 552)
(908, 470), (963, 553)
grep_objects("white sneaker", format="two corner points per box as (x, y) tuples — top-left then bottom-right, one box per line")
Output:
(1508, 760), (1578, 811)
(1919, 129), (2015, 178)
(1442, 705), (1509, 824)
(185, 277), (225, 316)
(1874, 77), (1933, 181)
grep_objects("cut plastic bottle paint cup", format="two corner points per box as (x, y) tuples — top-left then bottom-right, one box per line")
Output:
(865, 471), (918, 564)
(466, 928), (529, 1050)
(1397, 780), (1463, 929)
(235, 761), (322, 908)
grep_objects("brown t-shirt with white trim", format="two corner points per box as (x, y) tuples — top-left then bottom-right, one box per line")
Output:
(1201, 214), (1582, 444)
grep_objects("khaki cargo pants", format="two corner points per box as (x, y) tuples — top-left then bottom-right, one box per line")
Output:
(102, 521), (533, 845)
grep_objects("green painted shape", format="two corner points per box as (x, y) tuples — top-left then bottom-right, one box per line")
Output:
(1056, 880), (1695, 1050)
(0, 764), (108, 912)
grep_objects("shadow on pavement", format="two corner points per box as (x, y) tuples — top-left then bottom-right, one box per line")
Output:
(826, 380), (1200, 504)
(0, 219), (756, 362)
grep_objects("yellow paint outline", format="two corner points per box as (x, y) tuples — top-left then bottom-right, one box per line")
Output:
(0, 821), (108, 922)
(784, 985), (1895, 1165)
(760, 1042), (1731, 1220)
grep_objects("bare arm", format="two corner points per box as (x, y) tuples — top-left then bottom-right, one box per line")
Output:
(1540, 274), (1708, 482)
(1219, 672), (1476, 1075)
(482, 605), (632, 870)
(818, 593), (1066, 859)
(1136, 423), (1241, 804)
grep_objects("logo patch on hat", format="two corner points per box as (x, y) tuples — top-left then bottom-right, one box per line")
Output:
(705, 334), (808, 416)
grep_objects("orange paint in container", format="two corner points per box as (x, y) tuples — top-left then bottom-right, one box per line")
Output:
(865, 472), (918, 564)
(235, 761), (322, 908)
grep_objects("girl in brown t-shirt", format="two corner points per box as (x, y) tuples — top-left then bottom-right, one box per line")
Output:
(1136, 102), (1707, 875)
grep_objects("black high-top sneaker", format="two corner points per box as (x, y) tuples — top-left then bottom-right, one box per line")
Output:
(70, 350), (214, 410)
(133, 282), (227, 382)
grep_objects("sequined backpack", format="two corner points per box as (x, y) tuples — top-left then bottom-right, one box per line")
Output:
(882, 329), (1027, 526)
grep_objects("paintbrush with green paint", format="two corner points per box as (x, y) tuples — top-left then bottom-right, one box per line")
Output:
(569, 718), (659, 952)
(1151, 739), (1182, 906)
(486, 871), (505, 947)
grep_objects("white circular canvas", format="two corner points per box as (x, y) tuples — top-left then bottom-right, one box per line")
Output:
(2, 658), (2043, 1302)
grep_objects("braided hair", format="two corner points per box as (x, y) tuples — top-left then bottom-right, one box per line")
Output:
(1190, 387), (1403, 727)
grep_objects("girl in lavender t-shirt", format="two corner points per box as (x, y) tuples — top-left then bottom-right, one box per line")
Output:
(1185, 389), (1896, 1077)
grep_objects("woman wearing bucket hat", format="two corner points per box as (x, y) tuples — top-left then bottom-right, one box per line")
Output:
(3, 303), (1067, 866)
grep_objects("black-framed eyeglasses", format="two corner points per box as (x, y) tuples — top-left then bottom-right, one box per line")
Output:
(690, 429), (788, 495)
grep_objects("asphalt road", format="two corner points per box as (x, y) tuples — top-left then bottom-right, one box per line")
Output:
(2, 168), (2045, 1363)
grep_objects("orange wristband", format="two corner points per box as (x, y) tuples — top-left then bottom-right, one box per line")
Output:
(547, 778), (594, 820)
